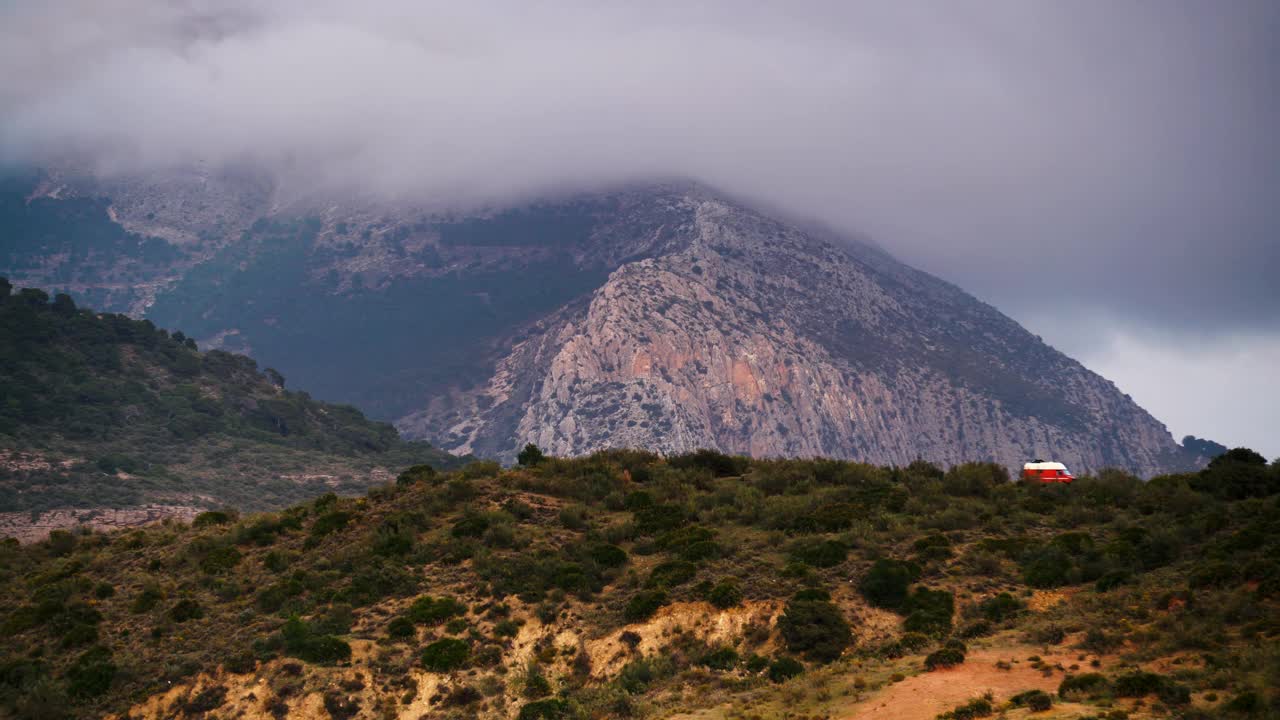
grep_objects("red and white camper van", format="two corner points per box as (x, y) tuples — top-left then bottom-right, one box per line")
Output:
(1022, 460), (1074, 484)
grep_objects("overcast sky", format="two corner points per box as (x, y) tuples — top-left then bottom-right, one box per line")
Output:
(2, 1), (1276, 456)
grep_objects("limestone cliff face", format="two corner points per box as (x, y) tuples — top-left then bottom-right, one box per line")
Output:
(398, 187), (1188, 476)
(3, 170), (1192, 476)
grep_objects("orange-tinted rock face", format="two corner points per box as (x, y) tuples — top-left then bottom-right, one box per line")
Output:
(398, 188), (1191, 477)
(5, 170), (1191, 476)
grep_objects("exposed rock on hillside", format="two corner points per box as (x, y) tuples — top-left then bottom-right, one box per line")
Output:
(2, 171), (1195, 475)
(399, 187), (1189, 476)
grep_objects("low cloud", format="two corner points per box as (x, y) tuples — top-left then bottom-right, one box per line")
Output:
(2, 1), (1276, 452)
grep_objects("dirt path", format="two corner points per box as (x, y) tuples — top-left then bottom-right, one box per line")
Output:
(838, 645), (1102, 720)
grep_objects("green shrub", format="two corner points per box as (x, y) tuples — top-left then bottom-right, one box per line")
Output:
(522, 665), (552, 698)
(646, 561), (697, 589)
(451, 510), (490, 538)
(624, 491), (654, 510)
(778, 599), (852, 663)
(65, 646), (116, 698)
(1157, 681), (1191, 706)
(624, 590), (668, 622)
(859, 558), (921, 610)
(319, 690), (358, 719)
(698, 646), (739, 670)
(789, 538), (847, 568)
(421, 638), (470, 672)
(938, 695), (993, 719)
(311, 510), (353, 537)
(588, 544), (627, 568)
(791, 588), (831, 602)
(281, 616), (351, 664)
(1, 605), (43, 637)
(633, 504), (686, 535)
(132, 586), (163, 613)
(676, 538), (720, 562)
(255, 579), (304, 614)
(797, 502), (860, 533)
(924, 646), (965, 670)
(903, 588), (954, 636)
(1010, 689), (1052, 711)
(387, 617), (415, 639)
(707, 579), (743, 609)
(1049, 532), (1094, 556)
(193, 510), (234, 528)
(517, 698), (570, 720)
(1058, 673), (1110, 700)
(558, 505), (589, 530)
(913, 534), (953, 561)
(406, 596), (467, 625)
(767, 656), (804, 683)
(1224, 691), (1263, 713)
(1080, 628), (1121, 654)
(223, 649), (256, 675)
(977, 592), (1025, 622)
(668, 449), (746, 477)
(313, 604), (354, 636)
(550, 562), (592, 594)
(942, 462), (1008, 497)
(1188, 562), (1240, 589)
(168, 598), (204, 623)
(198, 545), (242, 575)
(899, 632), (930, 651)
(396, 464), (437, 485)
(617, 655), (674, 693)
(1112, 671), (1164, 698)
(1094, 570), (1130, 592)
(59, 623), (98, 648)
(371, 514), (423, 557)
(184, 686), (228, 714)
(1022, 547), (1074, 588)
(517, 444), (547, 467)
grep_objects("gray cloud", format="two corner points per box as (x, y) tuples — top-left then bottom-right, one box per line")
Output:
(2, 1), (1276, 453)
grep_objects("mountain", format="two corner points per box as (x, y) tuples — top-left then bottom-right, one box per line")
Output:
(0, 448), (1275, 719)
(0, 282), (465, 540)
(1, 167), (1200, 475)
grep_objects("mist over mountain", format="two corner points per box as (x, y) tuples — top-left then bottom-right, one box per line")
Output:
(2, 168), (1207, 476)
(3, 1), (1276, 454)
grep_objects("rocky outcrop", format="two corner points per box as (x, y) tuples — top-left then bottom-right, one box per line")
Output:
(0, 505), (202, 544)
(399, 187), (1190, 476)
(3, 171), (1194, 476)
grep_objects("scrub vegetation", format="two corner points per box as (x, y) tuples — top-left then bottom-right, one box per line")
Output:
(1, 282), (1277, 719)
(0, 441), (1275, 719)
(0, 280), (465, 514)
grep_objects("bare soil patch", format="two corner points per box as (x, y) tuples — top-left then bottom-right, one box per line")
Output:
(838, 644), (1107, 720)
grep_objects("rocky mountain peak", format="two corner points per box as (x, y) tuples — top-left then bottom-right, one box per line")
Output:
(2, 171), (1194, 476)
(397, 185), (1190, 476)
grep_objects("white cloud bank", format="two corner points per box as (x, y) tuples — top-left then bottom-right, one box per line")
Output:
(1, 1), (1276, 456)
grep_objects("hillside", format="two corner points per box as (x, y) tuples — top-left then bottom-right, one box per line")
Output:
(0, 447), (1275, 719)
(0, 280), (465, 539)
(2, 169), (1204, 476)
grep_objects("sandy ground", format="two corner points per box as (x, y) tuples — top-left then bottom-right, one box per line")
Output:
(838, 645), (1105, 720)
